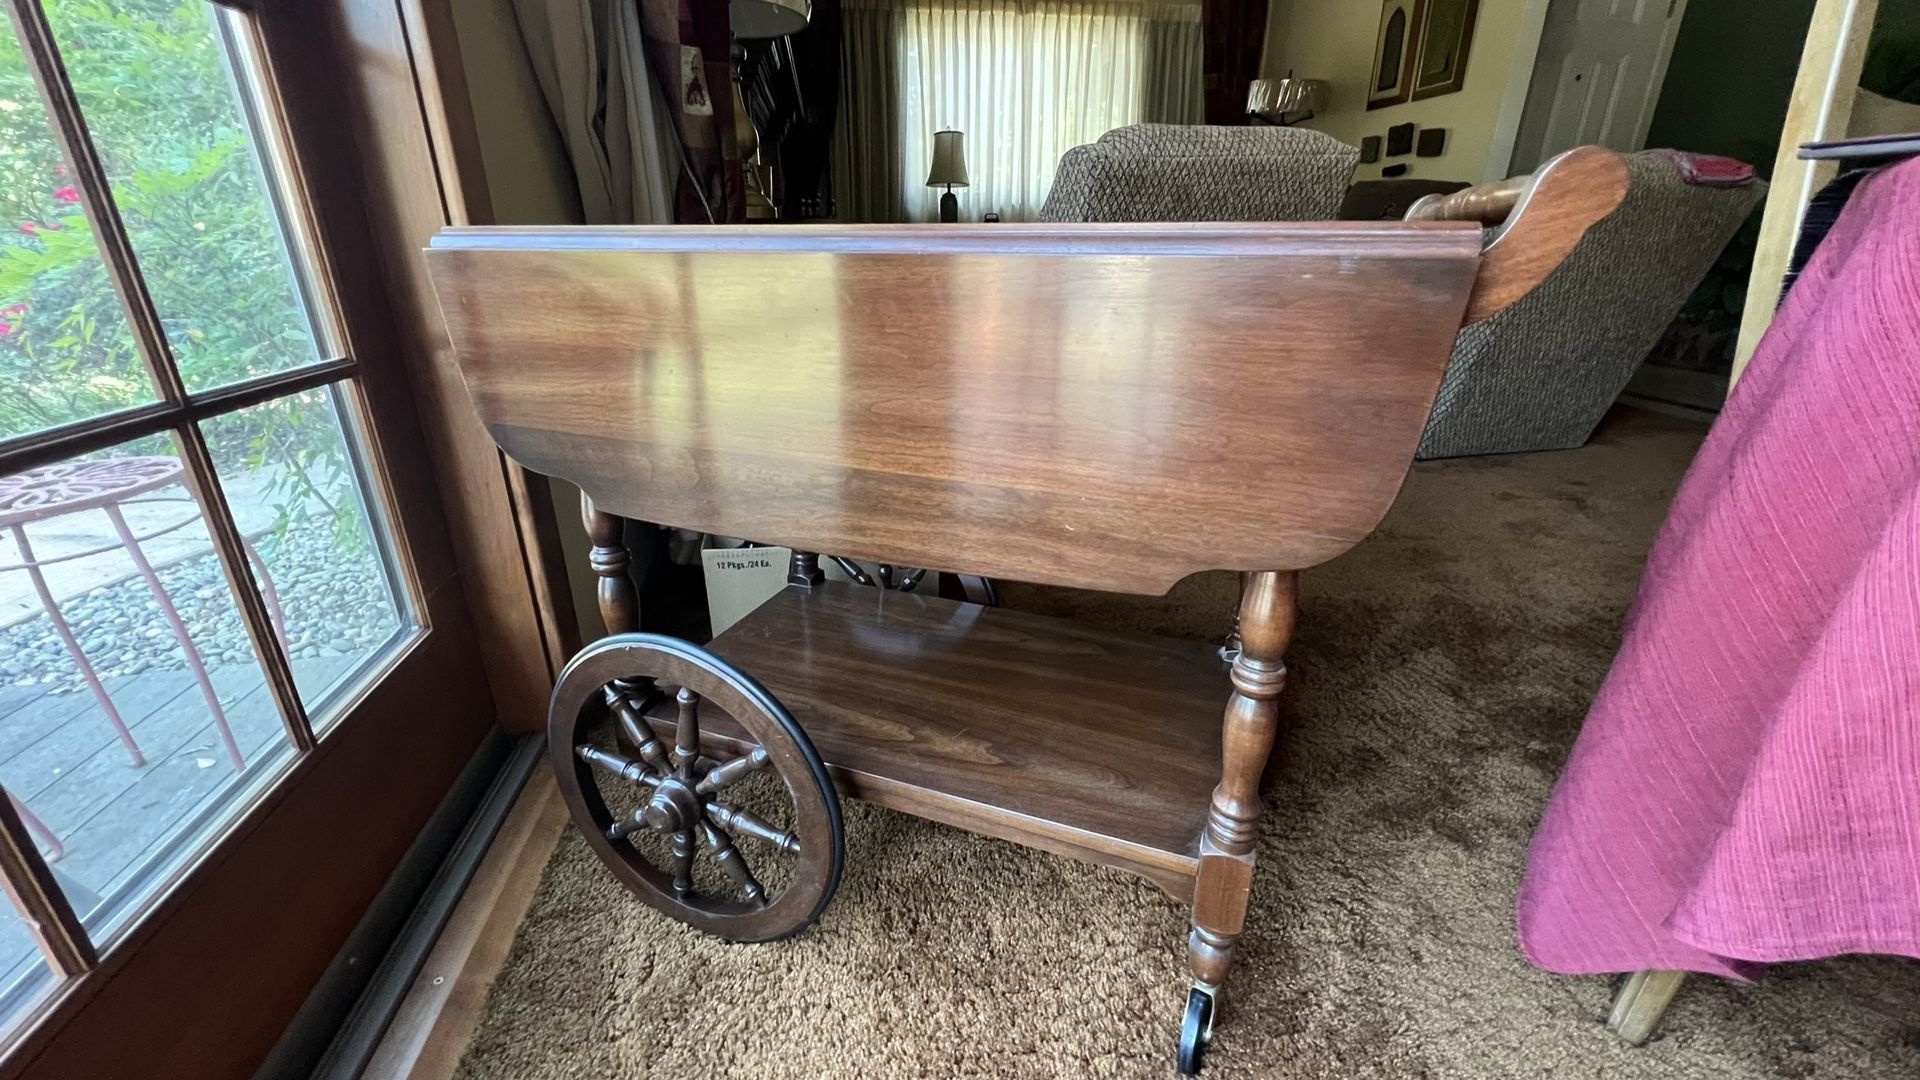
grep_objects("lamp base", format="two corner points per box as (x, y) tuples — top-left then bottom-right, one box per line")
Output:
(939, 189), (959, 223)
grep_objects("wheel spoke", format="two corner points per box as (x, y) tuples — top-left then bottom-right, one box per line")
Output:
(607, 811), (647, 841)
(671, 828), (695, 897)
(694, 746), (770, 795)
(553, 634), (845, 941)
(706, 801), (800, 855)
(673, 687), (701, 776)
(700, 822), (766, 906)
(577, 745), (662, 786)
(606, 686), (671, 773)
(828, 555), (872, 585)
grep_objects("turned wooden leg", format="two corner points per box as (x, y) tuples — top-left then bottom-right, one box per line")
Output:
(582, 493), (651, 721)
(582, 493), (638, 634)
(788, 550), (825, 588)
(1608, 969), (1685, 1045)
(1187, 571), (1298, 993)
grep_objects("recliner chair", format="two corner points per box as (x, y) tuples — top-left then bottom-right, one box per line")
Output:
(1413, 150), (1764, 459)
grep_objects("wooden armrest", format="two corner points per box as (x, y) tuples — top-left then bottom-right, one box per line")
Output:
(1407, 145), (1630, 326)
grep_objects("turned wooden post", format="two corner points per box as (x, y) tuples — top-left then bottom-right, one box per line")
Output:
(1188, 570), (1298, 993)
(788, 550), (825, 588)
(582, 492), (638, 634)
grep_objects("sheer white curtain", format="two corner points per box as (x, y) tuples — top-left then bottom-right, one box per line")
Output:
(836, 0), (1201, 223)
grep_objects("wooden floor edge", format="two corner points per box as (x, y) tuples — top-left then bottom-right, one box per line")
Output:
(360, 767), (569, 1080)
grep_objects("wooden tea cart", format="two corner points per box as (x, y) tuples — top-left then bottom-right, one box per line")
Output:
(424, 146), (1627, 1073)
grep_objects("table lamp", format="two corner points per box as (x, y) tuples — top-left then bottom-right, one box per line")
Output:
(926, 130), (969, 223)
(1247, 77), (1329, 126)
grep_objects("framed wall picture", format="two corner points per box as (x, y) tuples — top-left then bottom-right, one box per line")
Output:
(1411, 0), (1480, 101)
(1367, 0), (1426, 111)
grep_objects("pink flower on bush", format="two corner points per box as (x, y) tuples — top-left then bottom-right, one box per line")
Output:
(53, 186), (79, 204)
(0, 304), (24, 317)
(0, 323), (12, 336)
(18, 221), (61, 235)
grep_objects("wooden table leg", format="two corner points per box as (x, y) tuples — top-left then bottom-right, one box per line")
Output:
(1608, 969), (1686, 1045)
(582, 493), (653, 721)
(581, 494), (638, 635)
(1181, 570), (1298, 1070)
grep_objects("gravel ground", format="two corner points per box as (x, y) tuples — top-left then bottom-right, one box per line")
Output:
(1, 529), (400, 693)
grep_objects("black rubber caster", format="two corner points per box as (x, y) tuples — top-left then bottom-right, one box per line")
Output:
(1177, 986), (1216, 1074)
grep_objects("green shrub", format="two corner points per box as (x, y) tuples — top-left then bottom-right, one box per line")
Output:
(1, 1), (357, 550)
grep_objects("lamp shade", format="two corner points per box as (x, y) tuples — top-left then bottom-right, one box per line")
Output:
(1246, 77), (1330, 118)
(926, 130), (969, 188)
(730, 0), (809, 39)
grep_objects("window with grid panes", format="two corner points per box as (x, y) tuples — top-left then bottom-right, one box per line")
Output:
(0, 0), (419, 1030)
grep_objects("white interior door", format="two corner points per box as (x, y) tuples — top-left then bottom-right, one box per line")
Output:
(1507, 0), (1690, 173)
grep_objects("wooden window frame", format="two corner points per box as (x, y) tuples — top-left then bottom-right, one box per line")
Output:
(0, 0), (348, 976)
(0, 0), (573, 1070)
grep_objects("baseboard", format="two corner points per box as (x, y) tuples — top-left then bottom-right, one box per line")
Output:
(1615, 393), (1720, 425)
(1623, 363), (1728, 413)
(255, 731), (541, 1080)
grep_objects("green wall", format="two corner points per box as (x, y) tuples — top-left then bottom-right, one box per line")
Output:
(1643, 0), (1816, 178)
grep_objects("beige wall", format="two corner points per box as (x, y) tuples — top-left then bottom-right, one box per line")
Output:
(448, 0), (603, 648)
(1261, 0), (1545, 183)
(448, 0), (582, 226)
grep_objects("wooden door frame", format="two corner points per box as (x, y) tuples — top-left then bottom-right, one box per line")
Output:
(357, 0), (582, 727)
(0, 1), (571, 1074)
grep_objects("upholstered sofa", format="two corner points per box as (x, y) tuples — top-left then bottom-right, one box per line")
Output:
(1038, 123), (1358, 223)
(1416, 150), (1764, 458)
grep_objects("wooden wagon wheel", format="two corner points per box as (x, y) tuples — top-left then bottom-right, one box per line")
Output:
(549, 633), (844, 942)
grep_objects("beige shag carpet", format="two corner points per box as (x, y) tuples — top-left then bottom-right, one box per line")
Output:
(456, 407), (1920, 1079)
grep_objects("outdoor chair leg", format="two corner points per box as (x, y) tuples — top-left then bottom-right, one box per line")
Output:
(239, 535), (289, 652)
(105, 502), (246, 773)
(8, 793), (65, 861)
(8, 524), (145, 768)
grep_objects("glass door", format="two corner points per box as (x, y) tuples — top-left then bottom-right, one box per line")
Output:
(0, 0), (500, 1068)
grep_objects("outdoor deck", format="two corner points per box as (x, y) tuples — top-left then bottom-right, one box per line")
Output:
(0, 653), (356, 988)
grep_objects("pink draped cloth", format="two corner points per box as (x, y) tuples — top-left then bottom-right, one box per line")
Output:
(1516, 157), (1920, 979)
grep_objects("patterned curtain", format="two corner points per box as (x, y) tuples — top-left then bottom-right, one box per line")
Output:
(635, 0), (745, 222)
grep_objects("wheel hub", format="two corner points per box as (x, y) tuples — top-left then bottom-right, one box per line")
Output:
(644, 777), (702, 832)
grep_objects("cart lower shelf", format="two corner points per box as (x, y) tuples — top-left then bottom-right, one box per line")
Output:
(653, 582), (1229, 899)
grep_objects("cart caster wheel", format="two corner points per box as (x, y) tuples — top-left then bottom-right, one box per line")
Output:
(1177, 986), (1216, 1074)
(550, 633), (843, 943)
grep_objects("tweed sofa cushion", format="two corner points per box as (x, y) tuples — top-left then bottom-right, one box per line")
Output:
(1041, 144), (1100, 223)
(1038, 124), (1358, 223)
(1417, 151), (1766, 459)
